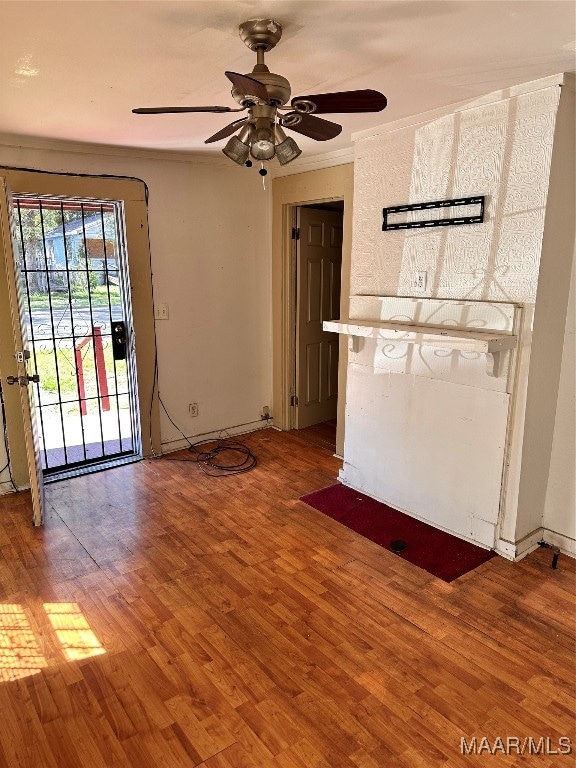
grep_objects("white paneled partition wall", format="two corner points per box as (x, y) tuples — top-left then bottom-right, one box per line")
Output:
(336, 74), (575, 558)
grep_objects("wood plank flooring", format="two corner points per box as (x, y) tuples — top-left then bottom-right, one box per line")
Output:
(294, 420), (337, 453)
(0, 428), (573, 767)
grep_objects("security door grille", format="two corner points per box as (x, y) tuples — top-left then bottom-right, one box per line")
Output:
(11, 196), (141, 478)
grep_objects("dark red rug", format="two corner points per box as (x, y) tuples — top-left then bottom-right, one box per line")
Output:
(300, 483), (496, 582)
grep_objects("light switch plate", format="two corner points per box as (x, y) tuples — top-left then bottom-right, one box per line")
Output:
(154, 303), (169, 320)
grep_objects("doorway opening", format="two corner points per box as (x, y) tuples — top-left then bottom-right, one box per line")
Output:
(11, 195), (141, 480)
(292, 201), (344, 453)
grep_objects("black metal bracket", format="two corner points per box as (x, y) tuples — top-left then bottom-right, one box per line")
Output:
(538, 540), (561, 569)
(382, 195), (485, 231)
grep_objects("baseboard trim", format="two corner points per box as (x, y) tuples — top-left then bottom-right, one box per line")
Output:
(541, 527), (576, 558)
(495, 529), (543, 561)
(338, 470), (493, 551)
(160, 420), (271, 454)
(496, 527), (576, 561)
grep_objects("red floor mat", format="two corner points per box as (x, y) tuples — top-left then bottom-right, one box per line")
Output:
(300, 483), (496, 582)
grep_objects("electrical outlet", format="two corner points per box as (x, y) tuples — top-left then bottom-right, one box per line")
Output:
(189, 402), (198, 417)
(414, 271), (427, 291)
(154, 303), (169, 320)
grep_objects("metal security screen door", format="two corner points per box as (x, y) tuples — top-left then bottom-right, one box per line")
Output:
(11, 196), (141, 478)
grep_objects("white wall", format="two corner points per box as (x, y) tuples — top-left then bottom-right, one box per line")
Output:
(514, 80), (576, 552)
(350, 82), (560, 302)
(543, 256), (575, 548)
(0, 137), (272, 475)
(341, 76), (570, 554)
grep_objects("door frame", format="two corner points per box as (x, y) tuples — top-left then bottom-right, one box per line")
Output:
(271, 164), (354, 457)
(294, 204), (343, 430)
(0, 176), (45, 522)
(0, 169), (161, 489)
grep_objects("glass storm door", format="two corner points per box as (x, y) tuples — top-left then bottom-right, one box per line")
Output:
(11, 195), (141, 479)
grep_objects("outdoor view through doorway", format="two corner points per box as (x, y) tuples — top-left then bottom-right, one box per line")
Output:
(11, 196), (141, 478)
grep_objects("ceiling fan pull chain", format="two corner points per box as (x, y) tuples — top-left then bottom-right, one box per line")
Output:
(260, 163), (267, 190)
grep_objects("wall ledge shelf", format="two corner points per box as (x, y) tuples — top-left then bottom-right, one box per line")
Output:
(324, 319), (517, 377)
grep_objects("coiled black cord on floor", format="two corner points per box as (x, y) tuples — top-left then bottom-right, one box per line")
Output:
(187, 434), (257, 476)
(157, 396), (259, 477)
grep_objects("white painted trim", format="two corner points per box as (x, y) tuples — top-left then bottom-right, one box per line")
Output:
(352, 73), (566, 143)
(0, 132), (234, 166)
(270, 147), (355, 178)
(542, 528), (576, 558)
(496, 528), (543, 561)
(160, 420), (269, 453)
(0, 132), (355, 172)
(496, 527), (576, 561)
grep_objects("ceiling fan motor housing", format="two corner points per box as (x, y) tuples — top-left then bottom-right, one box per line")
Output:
(231, 70), (291, 107)
(233, 20), (290, 107)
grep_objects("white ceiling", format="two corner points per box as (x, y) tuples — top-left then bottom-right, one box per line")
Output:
(1, 1), (575, 158)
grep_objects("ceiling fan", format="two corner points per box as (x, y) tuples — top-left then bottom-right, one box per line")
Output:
(133, 19), (387, 171)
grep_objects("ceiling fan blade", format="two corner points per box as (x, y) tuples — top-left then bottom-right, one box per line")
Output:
(282, 113), (342, 141)
(204, 118), (249, 144)
(225, 71), (269, 102)
(132, 106), (240, 114)
(291, 89), (387, 114)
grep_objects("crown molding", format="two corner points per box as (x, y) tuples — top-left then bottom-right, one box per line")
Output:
(0, 131), (355, 174)
(0, 132), (233, 166)
(270, 146), (354, 178)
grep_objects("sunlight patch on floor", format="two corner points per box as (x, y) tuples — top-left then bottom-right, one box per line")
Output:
(0, 603), (48, 682)
(0, 602), (105, 681)
(44, 603), (106, 662)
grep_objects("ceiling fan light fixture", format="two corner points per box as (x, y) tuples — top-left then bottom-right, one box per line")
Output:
(222, 123), (253, 164)
(250, 139), (275, 160)
(275, 136), (301, 165)
(250, 123), (276, 160)
(223, 135), (250, 165)
(274, 125), (301, 165)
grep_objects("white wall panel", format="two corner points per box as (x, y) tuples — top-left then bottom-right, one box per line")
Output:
(345, 80), (563, 551)
(341, 359), (509, 547)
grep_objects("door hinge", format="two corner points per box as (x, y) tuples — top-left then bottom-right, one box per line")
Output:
(291, 227), (300, 240)
(290, 394), (299, 407)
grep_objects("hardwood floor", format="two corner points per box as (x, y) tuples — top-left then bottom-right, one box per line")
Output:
(294, 419), (337, 453)
(0, 428), (573, 767)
